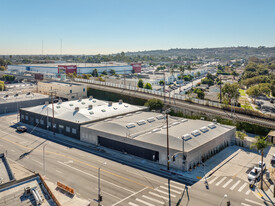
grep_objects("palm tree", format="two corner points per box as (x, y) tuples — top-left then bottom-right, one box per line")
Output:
(179, 66), (185, 80)
(250, 136), (271, 189)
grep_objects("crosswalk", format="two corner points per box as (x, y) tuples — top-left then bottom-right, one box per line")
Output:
(208, 176), (252, 195)
(128, 181), (185, 206)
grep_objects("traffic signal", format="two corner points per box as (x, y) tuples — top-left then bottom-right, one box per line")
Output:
(99, 195), (102, 202)
(227, 201), (230, 206)
(172, 155), (175, 161)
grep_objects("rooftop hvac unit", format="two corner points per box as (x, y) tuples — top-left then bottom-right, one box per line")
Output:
(31, 188), (43, 205)
(78, 97), (82, 102)
(58, 99), (62, 104)
(119, 99), (123, 104)
(45, 101), (49, 105)
(88, 105), (93, 110)
(75, 107), (79, 112)
(89, 96), (93, 100)
(108, 101), (112, 106)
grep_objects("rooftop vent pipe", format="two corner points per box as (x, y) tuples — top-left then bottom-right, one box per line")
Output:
(75, 107), (79, 112)
(119, 99), (123, 104)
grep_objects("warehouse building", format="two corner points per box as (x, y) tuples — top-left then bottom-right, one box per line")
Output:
(80, 112), (235, 171)
(19, 98), (147, 139)
(8, 62), (133, 75)
(0, 92), (50, 114)
(38, 81), (87, 101)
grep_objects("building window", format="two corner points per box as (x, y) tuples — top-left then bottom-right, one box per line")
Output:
(47, 122), (51, 127)
(70, 90), (72, 94)
(35, 119), (39, 124)
(83, 88), (85, 92)
(40, 119), (44, 125)
(25, 116), (29, 120)
(72, 128), (76, 134)
(21, 114), (24, 120)
(59, 125), (64, 129)
(66, 126), (70, 133)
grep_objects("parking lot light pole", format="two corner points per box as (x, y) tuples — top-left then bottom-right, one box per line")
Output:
(98, 162), (106, 206)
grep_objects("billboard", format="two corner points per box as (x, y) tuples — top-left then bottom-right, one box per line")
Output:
(58, 65), (77, 74)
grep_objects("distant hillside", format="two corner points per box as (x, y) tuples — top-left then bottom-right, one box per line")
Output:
(125, 46), (275, 60)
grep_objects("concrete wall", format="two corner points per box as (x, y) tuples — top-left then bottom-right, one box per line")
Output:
(0, 98), (50, 114)
(38, 82), (87, 100)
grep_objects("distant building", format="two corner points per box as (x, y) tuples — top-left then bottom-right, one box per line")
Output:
(267, 130), (275, 144)
(131, 63), (142, 73)
(37, 81), (87, 101)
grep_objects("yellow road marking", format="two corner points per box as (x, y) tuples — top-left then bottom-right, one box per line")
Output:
(0, 135), (153, 189)
(257, 192), (263, 197)
(232, 174), (237, 179)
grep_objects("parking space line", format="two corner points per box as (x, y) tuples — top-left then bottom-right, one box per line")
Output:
(216, 177), (227, 186)
(245, 199), (265, 206)
(245, 189), (251, 195)
(129, 202), (139, 206)
(241, 203), (251, 206)
(230, 180), (241, 190)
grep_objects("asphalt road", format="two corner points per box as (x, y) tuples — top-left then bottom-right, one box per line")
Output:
(0, 114), (269, 206)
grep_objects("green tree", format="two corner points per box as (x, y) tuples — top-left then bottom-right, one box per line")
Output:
(109, 69), (116, 76)
(102, 70), (108, 75)
(179, 65), (185, 80)
(231, 70), (238, 80)
(145, 98), (164, 110)
(92, 69), (99, 77)
(3, 74), (15, 82)
(201, 77), (214, 86)
(246, 85), (261, 103)
(221, 83), (240, 104)
(137, 79), (144, 88)
(250, 136), (271, 189)
(0, 81), (4, 91)
(193, 88), (205, 99)
(0, 66), (6, 71)
(159, 80), (165, 85)
(144, 83), (152, 90)
(82, 74), (92, 79)
(236, 131), (246, 140)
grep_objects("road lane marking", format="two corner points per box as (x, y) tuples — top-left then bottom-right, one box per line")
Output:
(112, 187), (148, 206)
(126, 170), (164, 185)
(230, 180), (241, 190)
(257, 192), (263, 197)
(208, 176), (218, 184)
(56, 170), (63, 174)
(238, 183), (247, 192)
(159, 186), (181, 194)
(170, 181), (185, 187)
(0, 133), (153, 190)
(216, 177), (227, 186)
(142, 195), (164, 204)
(32, 159), (43, 166)
(245, 199), (265, 206)
(11, 149), (15, 152)
(245, 189), (251, 195)
(241, 203), (251, 206)
(58, 161), (135, 194)
(136, 198), (155, 206)
(129, 202), (139, 206)
(154, 189), (176, 197)
(149, 192), (169, 201)
(165, 183), (184, 191)
(222, 179), (233, 188)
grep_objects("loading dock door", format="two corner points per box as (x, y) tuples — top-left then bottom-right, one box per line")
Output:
(98, 136), (159, 161)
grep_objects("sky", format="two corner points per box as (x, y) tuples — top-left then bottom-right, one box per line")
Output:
(1, 0), (275, 55)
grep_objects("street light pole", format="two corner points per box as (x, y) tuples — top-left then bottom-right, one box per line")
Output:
(165, 110), (170, 170)
(219, 194), (227, 206)
(98, 162), (106, 206)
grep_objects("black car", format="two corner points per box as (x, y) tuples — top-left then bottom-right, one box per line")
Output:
(17, 126), (27, 132)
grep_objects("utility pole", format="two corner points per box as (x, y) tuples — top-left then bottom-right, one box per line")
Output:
(98, 162), (106, 206)
(163, 72), (166, 104)
(219, 75), (222, 104)
(49, 90), (56, 135)
(166, 110), (170, 170)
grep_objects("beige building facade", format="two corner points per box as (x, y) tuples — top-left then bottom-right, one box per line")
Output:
(38, 81), (87, 100)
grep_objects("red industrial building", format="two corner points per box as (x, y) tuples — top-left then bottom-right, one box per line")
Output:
(131, 63), (142, 73)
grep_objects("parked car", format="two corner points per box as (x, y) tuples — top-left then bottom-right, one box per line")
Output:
(271, 154), (275, 167)
(248, 167), (261, 182)
(17, 126), (27, 132)
(258, 161), (266, 171)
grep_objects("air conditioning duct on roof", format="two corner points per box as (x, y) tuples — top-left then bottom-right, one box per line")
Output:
(108, 101), (112, 106)
(78, 97), (82, 101)
(45, 101), (49, 105)
(119, 99), (123, 104)
(88, 105), (93, 110)
(58, 99), (62, 104)
(89, 96), (93, 100)
(75, 107), (79, 111)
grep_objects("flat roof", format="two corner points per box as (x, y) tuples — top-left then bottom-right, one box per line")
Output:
(19, 62), (130, 68)
(21, 98), (147, 124)
(39, 81), (84, 87)
(0, 92), (50, 104)
(83, 112), (234, 152)
(0, 174), (57, 206)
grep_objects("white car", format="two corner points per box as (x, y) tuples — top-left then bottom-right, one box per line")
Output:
(247, 167), (261, 182)
(258, 161), (266, 171)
